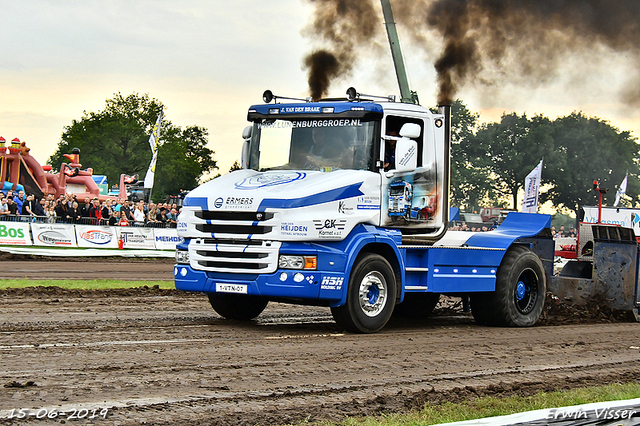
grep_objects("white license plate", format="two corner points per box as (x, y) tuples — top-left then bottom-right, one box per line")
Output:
(216, 283), (248, 294)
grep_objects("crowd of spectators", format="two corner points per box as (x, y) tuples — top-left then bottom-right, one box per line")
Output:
(448, 222), (496, 232)
(0, 189), (181, 227)
(448, 220), (577, 238)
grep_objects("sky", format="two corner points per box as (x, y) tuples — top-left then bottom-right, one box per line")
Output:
(2, 0), (639, 183)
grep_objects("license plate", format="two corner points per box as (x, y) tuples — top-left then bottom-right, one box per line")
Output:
(216, 283), (248, 294)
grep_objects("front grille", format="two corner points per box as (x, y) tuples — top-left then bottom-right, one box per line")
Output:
(186, 209), (280, 273)
(196, 211), (274, 221)
(196, 224), (273, 234)
(189, 239), (281, 274)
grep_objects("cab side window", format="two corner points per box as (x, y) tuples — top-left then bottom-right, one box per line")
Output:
(385, 116), (424, 167)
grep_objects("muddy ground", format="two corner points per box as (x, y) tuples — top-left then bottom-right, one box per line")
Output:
(0, 258), (639, 425)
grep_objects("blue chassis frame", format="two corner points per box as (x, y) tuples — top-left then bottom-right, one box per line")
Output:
(174, 212), (552, 307)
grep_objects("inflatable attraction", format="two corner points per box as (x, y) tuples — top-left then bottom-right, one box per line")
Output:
(0, 137), (127, 201)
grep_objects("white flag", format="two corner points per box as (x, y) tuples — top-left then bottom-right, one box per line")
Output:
(614, 173), (628, 207)
(521, 159), (543, 213)
(144, 109), (163, 189)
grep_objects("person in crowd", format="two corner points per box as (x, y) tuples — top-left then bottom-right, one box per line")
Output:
(81, 197), (92, 219)
(55, 196), (71, 222)
(88, 198), (102, 224)
(113, 198), (123, 213)
(6, 196), (19, 215)
(33, 197), (46, 217)
(133, 204), (145, 226)
(147, 203), (159, 223)
(0, 195), (9, 217)
(120, 200), (133, 222)
(21, 193), (36, 217)
(14, 190), (25, 213)
(169, 208), (179, 226)
(68, 201), (81, 222)
(109, 210), (121, 226)
(101, 199), (113, 222)
(45, 204), (57, 223)
(156, 207), (168, 224)
(119, 210), (130, 226)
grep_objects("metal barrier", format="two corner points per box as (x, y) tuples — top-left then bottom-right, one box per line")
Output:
(0, 214), (177, 228)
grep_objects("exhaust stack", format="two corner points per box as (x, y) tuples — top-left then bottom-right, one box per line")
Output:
(439, 104), (451, 236)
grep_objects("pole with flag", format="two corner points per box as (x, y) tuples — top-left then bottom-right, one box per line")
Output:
(521, 159), (543, 213)
(143, 108), (163, 201)
(614, 172), (628, 207)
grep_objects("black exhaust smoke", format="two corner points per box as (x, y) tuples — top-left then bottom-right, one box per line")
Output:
(303, 0), (640, 106)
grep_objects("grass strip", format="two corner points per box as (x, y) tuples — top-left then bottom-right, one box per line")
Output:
(0, 279), (175, 290)
(306, 382), (640, 426)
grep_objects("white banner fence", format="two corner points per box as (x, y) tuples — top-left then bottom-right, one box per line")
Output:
(0, 221), (182, 251)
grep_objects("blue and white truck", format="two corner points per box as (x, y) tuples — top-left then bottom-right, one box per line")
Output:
(173, 0), (563, 333)
(173, 89), (557, 333)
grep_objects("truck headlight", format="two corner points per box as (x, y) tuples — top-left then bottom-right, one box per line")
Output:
(175, 250), (190, 264)
(279, 255), (317, 270)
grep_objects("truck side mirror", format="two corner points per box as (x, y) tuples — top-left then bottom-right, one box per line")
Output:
(399, 122), (421, 139)
(394, 137), (417, 172)
(241, 126), (252, 169)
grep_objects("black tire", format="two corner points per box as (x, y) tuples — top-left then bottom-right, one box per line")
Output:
(471, 245), (546, 326)
(331, 254), (397, 333)
(207, 293), (268, 320)
(393, 293), (440, 318)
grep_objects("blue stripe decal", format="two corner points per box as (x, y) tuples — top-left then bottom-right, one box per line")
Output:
(184, 196), (208, 208)
(258, 182), (364, 210)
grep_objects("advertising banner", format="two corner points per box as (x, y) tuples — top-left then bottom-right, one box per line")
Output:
(0, 222), (32, 245)
(117, 227), (155, 249)
(76, 225), (119, 249)
(582, 206), (640, 233)
(153, 228), (183, 250)
(31, 223), (77, 247)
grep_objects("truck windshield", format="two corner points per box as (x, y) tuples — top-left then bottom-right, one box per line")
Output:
(249, 118), (377, 172)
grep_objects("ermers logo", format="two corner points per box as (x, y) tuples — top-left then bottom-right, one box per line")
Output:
(79, 230), (113, 245)
(234, 172), (305, 190)
(225, 197), (253, 208)
(37, 231), (73, 246)
(214, 197), (224, 208)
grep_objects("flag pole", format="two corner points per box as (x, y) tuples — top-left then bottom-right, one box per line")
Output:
(143, 108), (163, 204)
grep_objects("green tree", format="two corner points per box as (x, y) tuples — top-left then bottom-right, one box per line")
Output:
(48, 93), (217, 201)
(466, 113), (555, 210)
(229, 160), (242, 172)
(448, 99), (492, 211)
(544, 112), (640, 211)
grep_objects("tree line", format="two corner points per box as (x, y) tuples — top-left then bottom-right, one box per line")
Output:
(47, 93), (639, 212)
(449, 100), (640, 214)
(48, 93), (218, 202)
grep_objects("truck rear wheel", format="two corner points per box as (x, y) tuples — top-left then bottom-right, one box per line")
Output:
(207, 293), (268, 320)
(471, 246), (545, 326)
(393, 293), (440, 318)
(331, 254), (397, 333)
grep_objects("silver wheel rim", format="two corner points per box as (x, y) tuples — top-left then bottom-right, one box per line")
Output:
(358, 271), (388, 317)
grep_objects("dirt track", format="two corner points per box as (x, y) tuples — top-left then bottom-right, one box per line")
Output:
(0, 259), (639, 425)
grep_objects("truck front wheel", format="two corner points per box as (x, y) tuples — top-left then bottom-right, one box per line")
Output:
(207, 293), (268, 320)
(331, 254), (397, 333)
(471, 246), (545, 326)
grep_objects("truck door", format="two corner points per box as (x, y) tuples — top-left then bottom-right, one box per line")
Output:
(380, 113), (442, 235)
